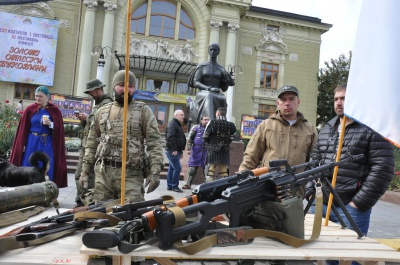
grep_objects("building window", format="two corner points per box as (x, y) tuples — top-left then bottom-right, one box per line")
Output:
(260, 63), (279, 89)
(258, 104), (276, 117)
(131, 1), (196, 40)
(149, 1), (176, 38)
(131, 3), (147, 34)
(145, 79), (170, 93)
(176, 82), (193, 94)
(14, 83), (37, 100)
(178, 8), (195, 40)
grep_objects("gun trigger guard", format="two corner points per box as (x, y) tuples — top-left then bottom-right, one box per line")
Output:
(315, 180), (323, 198)
(205, 226), (254, 247)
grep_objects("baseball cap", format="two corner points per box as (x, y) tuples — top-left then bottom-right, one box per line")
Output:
(277, 85), (299, 98)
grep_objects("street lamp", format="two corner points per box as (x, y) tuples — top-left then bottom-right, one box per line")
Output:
(91, 45), (114, 81)
(225, 65), (243, 122)
(225, 65), (243, 77)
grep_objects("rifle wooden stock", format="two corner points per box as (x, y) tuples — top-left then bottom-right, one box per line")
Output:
(142, 195), (198, 232)
(251, 167), (269, 176)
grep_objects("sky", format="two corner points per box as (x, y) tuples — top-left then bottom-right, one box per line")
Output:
(251, 0), (362, 68)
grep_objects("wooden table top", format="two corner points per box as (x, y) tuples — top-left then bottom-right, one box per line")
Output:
(81, 215), (400, 263)
(0, 208), (399, 264)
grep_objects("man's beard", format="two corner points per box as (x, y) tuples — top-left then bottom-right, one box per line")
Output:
(115, 93), (133, 105)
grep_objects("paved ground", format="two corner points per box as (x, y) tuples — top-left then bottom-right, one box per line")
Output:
(57, 173), (400, 265)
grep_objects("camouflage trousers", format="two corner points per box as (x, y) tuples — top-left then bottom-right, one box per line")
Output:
(94, 163), (144, 203)
(74, 148), (95, 203)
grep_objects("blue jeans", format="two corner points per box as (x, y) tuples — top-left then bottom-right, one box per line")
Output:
(166, 150), (182, 189)
(310, 203), (372, 265)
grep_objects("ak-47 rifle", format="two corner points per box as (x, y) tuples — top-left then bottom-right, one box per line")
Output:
(150, 154), (364, 251)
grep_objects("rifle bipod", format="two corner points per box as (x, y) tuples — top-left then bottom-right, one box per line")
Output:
(304, 177), (364, 239)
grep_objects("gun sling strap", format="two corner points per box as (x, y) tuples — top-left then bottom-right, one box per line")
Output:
(112, 183), (324, 256)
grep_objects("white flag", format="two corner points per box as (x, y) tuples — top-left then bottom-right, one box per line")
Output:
(346, 0), (400, 147)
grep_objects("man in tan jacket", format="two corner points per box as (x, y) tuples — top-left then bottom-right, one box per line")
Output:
(239, 85), (317, 175)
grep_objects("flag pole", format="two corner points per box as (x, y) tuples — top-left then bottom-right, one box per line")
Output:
(120, 0), (132, 206)
(324, 115), (347, 226)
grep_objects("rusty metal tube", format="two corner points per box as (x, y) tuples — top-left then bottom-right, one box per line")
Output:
(0, 181), (59, 213)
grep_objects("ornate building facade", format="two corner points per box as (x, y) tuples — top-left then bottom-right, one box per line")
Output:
(0, 0), (331, 132)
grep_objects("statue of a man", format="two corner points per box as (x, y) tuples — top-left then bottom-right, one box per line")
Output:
(187, 43), (235, 124)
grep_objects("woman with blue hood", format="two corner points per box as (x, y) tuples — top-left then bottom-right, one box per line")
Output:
(10, 86), (68, 188)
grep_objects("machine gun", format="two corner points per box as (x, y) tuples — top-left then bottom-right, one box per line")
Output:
(150, 154), (364, 251)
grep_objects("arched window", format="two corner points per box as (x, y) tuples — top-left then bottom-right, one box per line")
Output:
(179, 8), (195, 40)
(131, 3), (147, 34)
(150, 1), (176, 38)
(131, 1), (196, 40)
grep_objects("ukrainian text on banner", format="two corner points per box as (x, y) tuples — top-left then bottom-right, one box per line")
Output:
(346, 0), (400, 147)
(134, 90), (194, 104)
(0, 11), (59, 86)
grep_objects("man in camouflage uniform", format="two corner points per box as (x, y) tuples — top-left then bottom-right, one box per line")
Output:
(203, 107), (236, 182)
(74, 78), (113, 206)
(80, 70), (163, 203)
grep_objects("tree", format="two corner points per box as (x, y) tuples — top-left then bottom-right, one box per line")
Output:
(317, 52), (352, 127)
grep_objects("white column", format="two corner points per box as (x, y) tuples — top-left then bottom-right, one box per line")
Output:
(225, 23), (239, 122)
(76, 0), (98, 97)
(101, 1), (118, 93)
(209, 20), (222, 45)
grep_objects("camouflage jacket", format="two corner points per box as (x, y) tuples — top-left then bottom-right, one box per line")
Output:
(82, 100), (163, 174)
(80, 94), (113, 147)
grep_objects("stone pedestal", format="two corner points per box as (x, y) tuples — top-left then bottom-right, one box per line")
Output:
(181, 141), (245, 186)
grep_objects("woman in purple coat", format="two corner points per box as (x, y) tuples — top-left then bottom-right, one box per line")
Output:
(182, 116), (210, 189)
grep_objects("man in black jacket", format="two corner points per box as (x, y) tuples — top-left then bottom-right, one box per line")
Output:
(165, 110), (187, 192)
(306, 83), (394, 242)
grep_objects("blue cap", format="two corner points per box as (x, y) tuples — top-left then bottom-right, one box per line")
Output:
(35, 86), (50, 97)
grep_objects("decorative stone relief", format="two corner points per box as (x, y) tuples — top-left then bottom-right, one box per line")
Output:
(259, 52), (280, 61)
(227, 23), (240, 33)
(255, 29), (288, 54)
(130, 37), (197, 62)
(242, 46), (252, 55)
(59, 19), (71, 28)
(259, 89), (278, 98)
(104, 2), (118, 14)
(210, 20), (223, 30)
(289, 53), (299, 61)
(8, 2), (55, 18)
(83, 0), (98, 11)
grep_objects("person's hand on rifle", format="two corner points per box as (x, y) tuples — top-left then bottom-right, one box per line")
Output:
(145, 173), (160, 193)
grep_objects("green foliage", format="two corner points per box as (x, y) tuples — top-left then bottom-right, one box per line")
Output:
(390, 146), (400, 191)
(0, 101), (20, 158)
(64, 124), (80, 138)
(317, 52), (352, 127)
(65, 138), (81, 152)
